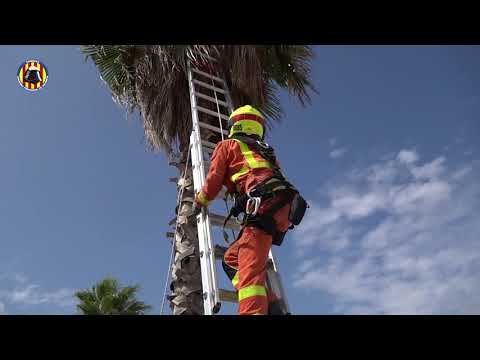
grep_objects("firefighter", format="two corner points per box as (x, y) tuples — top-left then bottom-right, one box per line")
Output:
(193, 105), (306, 315)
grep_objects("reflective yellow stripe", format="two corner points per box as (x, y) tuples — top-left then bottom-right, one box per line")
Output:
(230, 140), (272, 183)
(232, 272), (239, 287)
(231, 165), (249, 183)
(238, 285), (267, 301)
(228, 119), (264, 138)
(238, 141), (271, 169)
(197, 191), (209, 206)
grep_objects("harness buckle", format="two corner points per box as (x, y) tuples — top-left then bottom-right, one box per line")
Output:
(245, 192), (261, 216)
(256, 140), (270, 149)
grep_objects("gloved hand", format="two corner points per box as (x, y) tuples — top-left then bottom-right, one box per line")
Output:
(191, 191), (208, 217)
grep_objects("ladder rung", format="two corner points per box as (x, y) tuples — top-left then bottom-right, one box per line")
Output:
(196, 105), (230, 121)
(193, 79), (227, 94)
(219, 289), (238, 303)
(198, 121), (229, 136)
(201, 139), (218, 150)
(192, 68), (225, 84)
(209, 212), (241, 231)
(191, 51), (218, 63)
(194, 91), (229, 107)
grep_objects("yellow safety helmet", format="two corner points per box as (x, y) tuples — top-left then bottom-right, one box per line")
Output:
(228, 105), (265, 139)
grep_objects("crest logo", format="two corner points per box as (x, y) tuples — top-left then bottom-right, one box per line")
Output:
(17, 59), (48, 91)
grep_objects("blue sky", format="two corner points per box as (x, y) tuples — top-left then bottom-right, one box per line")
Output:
(0, 45), (479, 315)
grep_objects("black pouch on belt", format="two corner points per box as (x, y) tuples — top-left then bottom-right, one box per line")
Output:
(288, 193), (308, 226)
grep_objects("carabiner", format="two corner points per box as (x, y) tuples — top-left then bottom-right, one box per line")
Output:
(246, 194), (261, 216)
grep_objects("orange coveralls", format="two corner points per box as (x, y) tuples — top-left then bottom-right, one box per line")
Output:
(196, 138), (290, 315)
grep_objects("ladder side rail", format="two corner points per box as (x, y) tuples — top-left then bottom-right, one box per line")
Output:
(267, 251), (291, 314)
(190, 60), (290, 315)
(188, 61), (221, 315)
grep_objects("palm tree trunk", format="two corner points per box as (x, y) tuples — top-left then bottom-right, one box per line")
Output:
(167, 161), (204, 315)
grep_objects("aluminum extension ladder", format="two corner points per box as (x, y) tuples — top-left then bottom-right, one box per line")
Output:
(187, 54), (290, 315)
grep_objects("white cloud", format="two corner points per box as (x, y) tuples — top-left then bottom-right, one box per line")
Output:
(366, 161), (398, 184)
(397, 149), (419, 164)
(389, 180), (451, 213)
(452, 166), (472, 180)
(329, 138), (337, 147)
(332, 191), (387, 219)
(293, 151), (480, 314)
(0, 273), (77, 312)
(330, 148), (348, 159)
(297, 259), (320, 274)
(410, 157), (445, 180)
(8, 285), (76, 307)
(294, 203), (342, 251)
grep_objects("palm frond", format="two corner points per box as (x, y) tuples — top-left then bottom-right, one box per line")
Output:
(81, 45), (317, 155)
(75, 277), (149, 315)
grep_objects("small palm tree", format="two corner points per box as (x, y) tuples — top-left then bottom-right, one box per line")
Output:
(75, 277), (151, 315)
(81, 45), (317, 314)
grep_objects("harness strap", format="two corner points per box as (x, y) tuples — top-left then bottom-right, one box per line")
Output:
(250, 178), (297, 199)
(222, 135), (297, 242)
(231, 134), (281, 173)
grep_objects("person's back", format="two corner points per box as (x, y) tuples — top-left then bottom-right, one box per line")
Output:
(196, 137), (281, 201)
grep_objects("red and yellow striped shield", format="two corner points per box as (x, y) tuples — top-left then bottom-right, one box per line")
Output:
(17, 59), (48, 91)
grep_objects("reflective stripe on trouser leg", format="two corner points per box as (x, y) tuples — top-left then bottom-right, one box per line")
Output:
(236, 226), (272, 315)
(223, 195), (290, 315)
(239, 285), (267, 300)
(223, 226), (271, 315)
(238, 286), (268, 315)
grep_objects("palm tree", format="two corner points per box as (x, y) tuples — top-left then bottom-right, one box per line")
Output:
(75, 277), (151, 315)
(81, 45), (317, 315)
